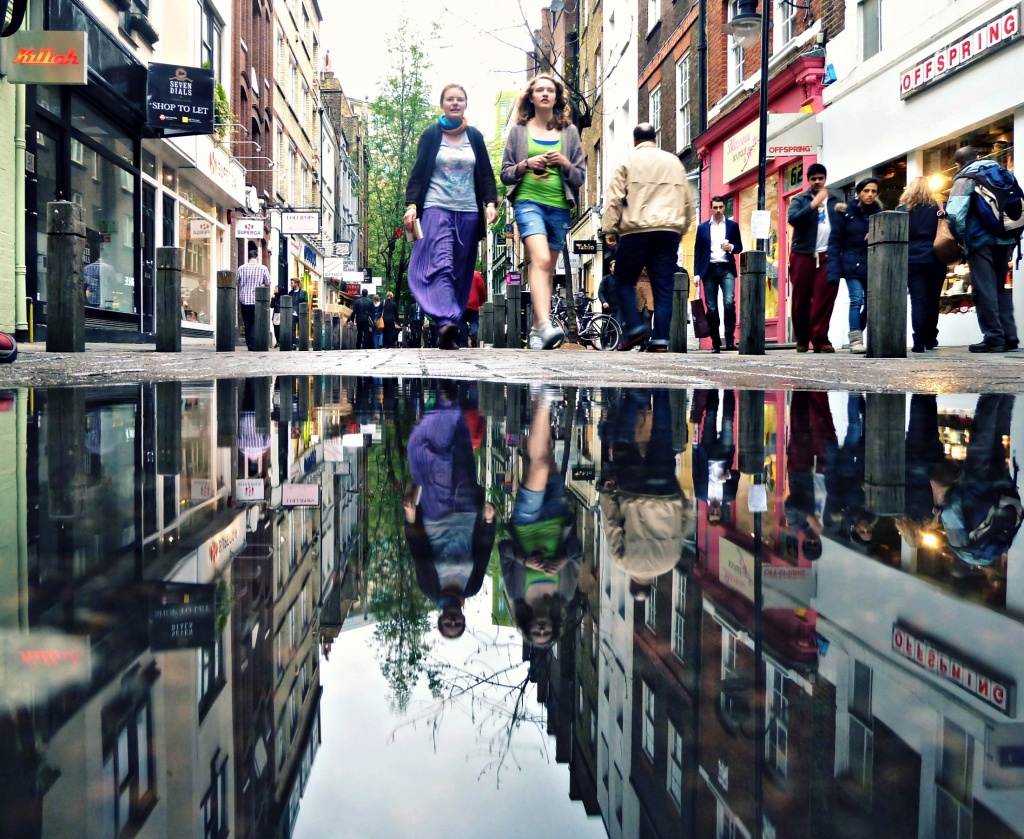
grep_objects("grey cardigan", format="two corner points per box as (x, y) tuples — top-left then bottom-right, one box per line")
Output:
(500, 122), (586, 206)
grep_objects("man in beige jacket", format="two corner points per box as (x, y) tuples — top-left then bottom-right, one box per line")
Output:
(604, 123), (695, 351)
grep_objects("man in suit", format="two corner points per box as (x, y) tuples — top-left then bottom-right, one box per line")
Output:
(288, 277), (308, 343)
(693, 196), (744, 352)
(349, 288), (375, 349)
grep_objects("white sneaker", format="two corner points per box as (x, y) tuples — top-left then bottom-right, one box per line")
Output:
(530, 320), (565, 350)
(530, 384), (562, 409)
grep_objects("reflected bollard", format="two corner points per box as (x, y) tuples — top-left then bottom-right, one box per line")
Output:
(739, 251), (766, 356)
(297, 375), (310, 421)
(867, 211), (909, 358)
(253, 286), (270, 351)
(216, 270), (236, 352)
(298, 302), (310, 351)
(738, 391), (765, 475)
(46, 388), (86, 519)
(46, 201), (86, 353)
(670, 270), (690, 353)
(279, 294), (293, 352)
(156, 247), (183, 352)
(670, 389), (689, 451)
(278, 375), (294, 424)
(312, 375), (324, 409)
(865, 392), (906, 515)
(312, 309), (324, 351)
(156, 381), (183, 476)
(216, 379), (238, 449)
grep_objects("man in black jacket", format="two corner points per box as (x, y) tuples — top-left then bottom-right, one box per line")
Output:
(598, 260), (619, 317)
(349, 288), (375, 349)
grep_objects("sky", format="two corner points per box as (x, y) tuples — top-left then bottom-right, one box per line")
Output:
(321, 0), (541, 139)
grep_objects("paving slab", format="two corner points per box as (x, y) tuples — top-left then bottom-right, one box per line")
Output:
(1, 341), (1022, 392)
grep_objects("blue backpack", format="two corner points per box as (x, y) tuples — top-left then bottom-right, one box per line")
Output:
(963, 164), (1024, 239)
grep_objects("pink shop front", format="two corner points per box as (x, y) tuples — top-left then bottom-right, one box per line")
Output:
(696, 55), (826, 346)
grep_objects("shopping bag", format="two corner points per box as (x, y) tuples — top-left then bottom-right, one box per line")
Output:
(934, 206), (963, 264)
(690, 298), (711, 339)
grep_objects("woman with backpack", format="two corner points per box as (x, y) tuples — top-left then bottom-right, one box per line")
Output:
(898, 176), (948, 353)
(828, 178), (882, 353)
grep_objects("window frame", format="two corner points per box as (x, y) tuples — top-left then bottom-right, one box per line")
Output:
(676, 52), (691, 152)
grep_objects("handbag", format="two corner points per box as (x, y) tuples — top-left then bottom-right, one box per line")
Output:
(690, 297), (711, 339)
(934, 204), (963, 264)
(376, 316), (385, 330)
(272, 312), (281, 326)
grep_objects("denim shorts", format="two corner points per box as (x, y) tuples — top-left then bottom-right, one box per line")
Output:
(510, 478), (570, 525)
(514, 200), (571, 252)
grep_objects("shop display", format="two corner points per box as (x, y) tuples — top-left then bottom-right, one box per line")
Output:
(939, 263), (975, 314)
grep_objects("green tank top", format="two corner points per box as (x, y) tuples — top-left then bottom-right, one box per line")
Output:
(516, 134), (571, 210)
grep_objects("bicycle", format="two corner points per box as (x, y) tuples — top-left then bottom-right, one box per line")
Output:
(551, 293), (622, 350)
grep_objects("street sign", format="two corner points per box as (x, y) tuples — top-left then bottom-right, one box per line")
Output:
(281, 483), (320, 507)
(573, 240), (597, 254)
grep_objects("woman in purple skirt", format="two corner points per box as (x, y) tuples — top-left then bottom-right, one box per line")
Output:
(404, 84), (498, 350)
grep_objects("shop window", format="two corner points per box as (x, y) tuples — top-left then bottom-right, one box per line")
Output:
(739, 177), (780, 320)
(860, 0), (882, 61)
(676, 52), (691, 152)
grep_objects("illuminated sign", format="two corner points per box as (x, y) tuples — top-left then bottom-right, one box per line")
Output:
(900, 3), (1022, 99)
(1, 31), (87, 84)
(892, 623), (1016, 715)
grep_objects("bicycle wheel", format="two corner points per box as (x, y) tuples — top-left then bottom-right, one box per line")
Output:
(589, 314), (621, 350)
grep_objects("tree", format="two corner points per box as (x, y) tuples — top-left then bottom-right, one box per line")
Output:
(365, 23), (438, 301)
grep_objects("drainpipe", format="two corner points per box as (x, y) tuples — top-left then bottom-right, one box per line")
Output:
(14, 63), (27, 340)
(697, 0), (708, 134)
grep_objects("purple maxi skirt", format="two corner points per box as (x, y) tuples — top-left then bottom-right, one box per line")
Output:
(408, 208), (479, 328)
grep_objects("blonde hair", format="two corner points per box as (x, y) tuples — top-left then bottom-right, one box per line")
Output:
(515, 74), (572, 129)
(899, 176), (938, 211)
(385, 291), (394, 300)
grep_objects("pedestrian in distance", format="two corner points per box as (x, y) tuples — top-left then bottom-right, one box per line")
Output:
(828, 177), (882, 354)
(693, 195), (744, 352)
(598, 259), (618, 317)
(407, 300), (425, 348)
(463, 269), (487, 347)
(602, 123), (695, 352)
(372, 294), (383, 348)
(236, 244), (272, 351)
(787, 163), (840, 353)
(404, 83), (498, 350)
(946, 145), (1021, 352)
(288, 277), (308, 344)
(500, 73), (586, 350)
(269, 285), (282, 347)
(348, 287), (375, 349)
(382, 290), (399, 348)
(898, 176), (947, 353)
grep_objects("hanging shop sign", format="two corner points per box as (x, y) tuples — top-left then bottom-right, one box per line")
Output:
(1, 30), (87, 85)
(146, 63), (215, 135)
(149, 584), (217, 651)
(190, 218), (213, 238)
(235, 217), (263, 238)
(281, 211), (321, 235)
(892, 622), (1016, 715)
(573, 240), (597, 254)
(900, 3), (1022, 99)
(281, 483), (320, 507)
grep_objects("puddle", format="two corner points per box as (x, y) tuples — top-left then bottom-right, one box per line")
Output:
(1, 379), (1022, 838)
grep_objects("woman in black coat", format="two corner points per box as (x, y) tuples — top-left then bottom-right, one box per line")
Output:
(898, 176), (947, 352)
(382, 291), (399, 348)
(828, 178), (882, 353)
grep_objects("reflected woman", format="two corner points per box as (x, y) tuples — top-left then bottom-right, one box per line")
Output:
(405, 84), (498, 350)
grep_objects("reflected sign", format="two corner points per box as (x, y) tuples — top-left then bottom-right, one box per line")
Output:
(149, 584), (217, 651)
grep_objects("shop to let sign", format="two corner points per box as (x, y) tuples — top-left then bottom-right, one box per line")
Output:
(1, 30), (87, 84)
(900, 3), (1022, 99)
(147, 63), (215, 134)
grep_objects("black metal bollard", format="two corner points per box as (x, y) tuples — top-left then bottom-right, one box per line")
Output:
(46, 201), (86, 352)
(279, 294), (293, 351)
(739, 251), (766, 355)
(670, 270), (690, 353)
(216, 270), (236, 352)
(312, 309), (324, 351)
(156, 247), (183, 352)
(298, 302), (309, 351)
(253, 286), (270, 351)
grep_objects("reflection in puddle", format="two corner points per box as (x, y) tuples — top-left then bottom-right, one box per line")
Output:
(1, 380), (1023, 838)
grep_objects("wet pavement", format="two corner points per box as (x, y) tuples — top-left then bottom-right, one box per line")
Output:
(2, 377), (1024, 838)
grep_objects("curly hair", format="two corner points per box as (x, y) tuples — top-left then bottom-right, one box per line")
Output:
(515, 74), (573, 129)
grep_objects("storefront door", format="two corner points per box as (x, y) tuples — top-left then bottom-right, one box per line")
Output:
(142, 184), (156, 333)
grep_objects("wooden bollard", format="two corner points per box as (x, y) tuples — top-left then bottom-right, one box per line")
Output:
(480, 301), (494, 346)
(253, 286), (270, 351)
(216, 270), (236, 352)
(298, 302), (309, 351)
(312, 309), (324, 351)
(864, 393), (906, 514)
(670, 270), (690, 353)
(279, 294), (293, 352)
(867, 211), (909, 358)
(156, 247), (183, 352)
(738, 251), (766, 356)
(46, 201), (86, 352)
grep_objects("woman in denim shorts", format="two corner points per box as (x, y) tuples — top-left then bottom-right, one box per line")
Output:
(500, 74), (586, 350)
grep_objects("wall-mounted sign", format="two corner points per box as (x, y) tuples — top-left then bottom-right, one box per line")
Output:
(723, 119), (759, 184)
(506, 271), (522, 285)
(190, 218), (213, 238)
(147, 63), (215, 134)
(281, 211), (321, 235)
(282, 483), (320, 507)
(573, 240), (597, 254)
(149, 584), (217, 651)
(235, 478), (265, 502)
(900, 3), (1022, 99)
(1, 30), (87, 85)
(892, 622), (1016, 715)
(235, 217), (263, 238)
(571, 465), (595, 481)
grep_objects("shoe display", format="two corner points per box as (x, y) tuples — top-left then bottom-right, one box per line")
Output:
(969, 341), (1006, 353)
(530, 320), (565, 350)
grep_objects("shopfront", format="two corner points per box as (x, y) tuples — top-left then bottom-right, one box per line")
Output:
(696, 55), (827, 345)
(287, 235), (324, 316)
(819, 0), (1024, 349)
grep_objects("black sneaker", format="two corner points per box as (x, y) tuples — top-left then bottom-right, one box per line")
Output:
(969, 341), (1006, 353)
(1007, 339), (1020, 350)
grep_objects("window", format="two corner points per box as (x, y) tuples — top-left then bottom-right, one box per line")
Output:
(727, 2), (745, 88)
(71, 138), (84, 165)
(201, 753), (229, 839)
(667, 722), (683, 808)
(848, 661), (874, 797)
(642, 682), (656, 759)
(647, 0), (660, 34)
(861, 0), (882, 60)
(102, 689), (157, 838)
(936, 719), (974, 839)
(765, 665), (789, 777)
(198, 635), (225, 718)
(197, 1), (223, 77)
(645, 574), (657, 630)
(776, 0), (798, 48)
(721, 627), (738, 676)
(649, 86), (662, 147)
(671, 569), (686, 660)
(676, 53), (691, 152)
